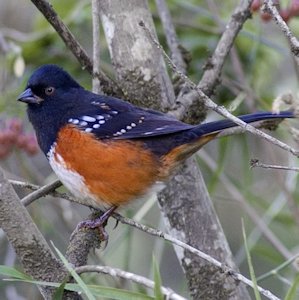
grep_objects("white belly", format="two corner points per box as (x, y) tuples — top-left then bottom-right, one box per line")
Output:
(47, 144), (107, 209)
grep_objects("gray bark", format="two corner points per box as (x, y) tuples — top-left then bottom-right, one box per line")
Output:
(99, 0), (174, 110)
(0, 168), (70, 299)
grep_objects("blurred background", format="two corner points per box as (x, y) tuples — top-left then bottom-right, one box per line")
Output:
(0, 0), (299, 299)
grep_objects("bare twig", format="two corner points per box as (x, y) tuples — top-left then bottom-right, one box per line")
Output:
(10, 179), (87, 206)
(76, 265), (187, 300)
(92, 0), (102, 94)
(30, 0), (122, 96)
(139, 21), (299, 157)
(199, 0), (253, 94)
(155, 0), (187, 73)
(263, 0), (299, 56)
(21, 179), (62, 206)
(250, 159), (299, 172)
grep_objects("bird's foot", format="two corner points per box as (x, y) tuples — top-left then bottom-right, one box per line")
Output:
(75, 206), (117, 248)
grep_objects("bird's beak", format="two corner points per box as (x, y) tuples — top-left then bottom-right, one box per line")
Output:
(17, 88), (43, 104)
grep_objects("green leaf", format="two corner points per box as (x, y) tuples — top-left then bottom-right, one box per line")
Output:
(51, 241), (96, 300)
(242, 220), (261, 300)
(152, 256), (163, 300)
(0, 265), (31, 280)
(284, 274), (299, 300)
(75, 284), (154, 300)
(4, 278), (154, 300)
(53, 278), (68, 300)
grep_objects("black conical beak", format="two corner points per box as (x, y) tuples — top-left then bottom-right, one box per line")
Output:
(17, 88), (43, 104)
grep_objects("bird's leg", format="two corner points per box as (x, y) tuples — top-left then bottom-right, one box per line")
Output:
(75, 205), (117, 245)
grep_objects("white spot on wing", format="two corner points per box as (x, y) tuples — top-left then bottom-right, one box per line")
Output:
(85, 128), (93, 133)
(82, 116), (96, 122)
(79, 121), (88, 126)
(93, 124), (100, 129)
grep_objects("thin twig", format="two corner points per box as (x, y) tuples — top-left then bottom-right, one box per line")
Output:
(155, 0), (187, 73)
(199, 0), (253, 94)
(21, 179), (62, 206)
(10, 179), (84, 206)
(250, 159), (299, 172)
(92, 0), (102, 94)
(263, 0), (299, 56)
(76, 265), (187, 300)
(139, 21), (299, 157)
(30, 0), (122, 96)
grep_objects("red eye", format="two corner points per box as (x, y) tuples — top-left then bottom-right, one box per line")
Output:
(45, 87), (55, 95)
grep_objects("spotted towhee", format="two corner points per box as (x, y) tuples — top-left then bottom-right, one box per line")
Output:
(17, 64), (295, 232)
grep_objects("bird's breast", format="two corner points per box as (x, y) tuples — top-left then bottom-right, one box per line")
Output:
(47, 125), (163, 208)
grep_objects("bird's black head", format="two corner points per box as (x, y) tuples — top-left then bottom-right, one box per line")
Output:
(17, 64), (84, 155)
(17, 64), (81, 105)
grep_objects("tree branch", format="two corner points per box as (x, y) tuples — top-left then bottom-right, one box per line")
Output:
(30, 0), (122, 97)
(0, 168), (73, 299)
(263, 0), (299, 56)
(21, 179), (62, 206)
(76, 265), (187, 300)
(91, 0), (102, 94)
(155, 0), (187, 74)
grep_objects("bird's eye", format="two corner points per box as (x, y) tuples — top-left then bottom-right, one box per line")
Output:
(45, 87), (55, 96)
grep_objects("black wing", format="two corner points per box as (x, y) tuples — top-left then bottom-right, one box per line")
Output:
(67, 95), (194, 139)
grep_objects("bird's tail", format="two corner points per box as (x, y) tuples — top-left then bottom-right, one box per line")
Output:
(192, 110), (294, 137)
(162, 111), (294, 173)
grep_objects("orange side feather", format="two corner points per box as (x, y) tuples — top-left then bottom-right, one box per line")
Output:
(55, 126), (161, 206)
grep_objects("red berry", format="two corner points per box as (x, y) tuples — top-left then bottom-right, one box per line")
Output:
(24, 135), (39, 155)
(0, 146), (11, 159)
(16, 135), (28, 149)
(261, 12), (272, 22)
(290, 0), (299, 16)
(6, 118), (23, 134)
(251, 0), (261, 12)
(1, 130), (15, 145)
(280, 9), (291, 22)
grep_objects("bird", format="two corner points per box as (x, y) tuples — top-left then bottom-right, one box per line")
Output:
(17, 64), (295, 235)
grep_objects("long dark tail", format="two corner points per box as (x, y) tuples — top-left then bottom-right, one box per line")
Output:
(192, 110), (294, 136)
(162, 111), (294, 170)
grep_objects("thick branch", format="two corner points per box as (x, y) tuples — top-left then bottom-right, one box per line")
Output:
(0, 168), (70, 299)
(98, 0), (175, 110)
